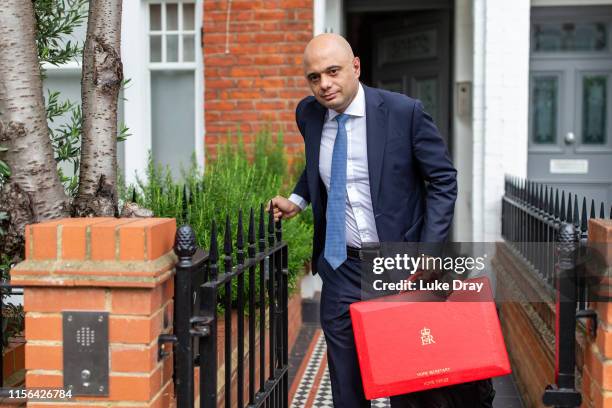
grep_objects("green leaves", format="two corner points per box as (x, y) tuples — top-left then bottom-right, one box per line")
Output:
(34, 0), (88, 67)
(117, 122), (131, 142)
(125, 129), (314, 308)
(46, 91), (82, 196)
(0, 146), (10, 181)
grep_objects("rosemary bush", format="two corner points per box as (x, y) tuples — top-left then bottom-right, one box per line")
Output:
(128, 130), (313, 306)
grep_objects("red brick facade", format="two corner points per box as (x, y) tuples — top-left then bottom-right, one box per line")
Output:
(203, 0), (313, 155)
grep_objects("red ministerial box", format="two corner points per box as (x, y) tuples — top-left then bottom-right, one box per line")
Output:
(349, 277), (511, 400)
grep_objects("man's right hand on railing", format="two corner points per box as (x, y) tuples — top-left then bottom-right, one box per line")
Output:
(267, 196), (301, 222)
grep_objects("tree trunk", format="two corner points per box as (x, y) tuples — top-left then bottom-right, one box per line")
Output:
(73, 0), (123, 217)
(0, 1), (69, 223)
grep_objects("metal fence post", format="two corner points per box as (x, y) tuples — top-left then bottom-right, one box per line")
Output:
(542, 222), (581, 407)
(173, 225), (197, 407)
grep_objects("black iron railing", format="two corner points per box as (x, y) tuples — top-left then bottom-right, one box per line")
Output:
(161, 204), (288, 408)
(501, 175), (611, 408)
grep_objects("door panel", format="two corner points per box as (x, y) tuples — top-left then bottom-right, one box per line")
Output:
(528, 6), (612, 206)
(372, 10), (451, 143)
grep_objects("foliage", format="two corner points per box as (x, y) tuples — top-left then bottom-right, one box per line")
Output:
(0, 146), (10, 183)
(34, 0), (88, 68)
(127, 130), (313, 310)
(47, 90), (82, 196)
(0, 255), (23, 347)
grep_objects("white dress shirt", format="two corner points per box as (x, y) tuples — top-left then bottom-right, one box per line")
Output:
(289, 83), (379, 248)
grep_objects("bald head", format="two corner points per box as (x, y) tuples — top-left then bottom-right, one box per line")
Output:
(301, 34), (361, 113)
(303, 34), (355, 71)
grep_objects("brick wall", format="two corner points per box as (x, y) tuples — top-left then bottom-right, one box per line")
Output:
(3, 337), (25, 387)
(582, 219), (612, 408)
(493, 243), (555, 408)
(203, 0), (313, 156)
(495, 219), (612, 408)
(11, 217), (177, 407)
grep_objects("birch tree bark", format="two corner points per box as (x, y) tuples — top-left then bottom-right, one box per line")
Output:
(0, 1), (70, 224)
(73, 0), (123, 216)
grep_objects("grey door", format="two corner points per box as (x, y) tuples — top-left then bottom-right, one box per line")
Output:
(528, 6), (612, 206)
(372, 10), (451, 144)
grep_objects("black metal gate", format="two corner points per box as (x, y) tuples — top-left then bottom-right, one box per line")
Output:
(161, 205), (288, 407)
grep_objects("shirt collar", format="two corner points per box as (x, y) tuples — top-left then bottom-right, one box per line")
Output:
(327, 82), (365, 122)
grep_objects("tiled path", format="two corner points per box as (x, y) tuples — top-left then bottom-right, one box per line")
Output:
(288, 326), (524, 408)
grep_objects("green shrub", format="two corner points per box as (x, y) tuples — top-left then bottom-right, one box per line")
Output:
(126, 129), (313, 308)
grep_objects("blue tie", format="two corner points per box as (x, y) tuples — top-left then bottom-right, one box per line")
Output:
(324, 113), (349, 270)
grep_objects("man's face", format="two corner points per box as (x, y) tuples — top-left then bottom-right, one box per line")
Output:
(303, 46), (360, 112)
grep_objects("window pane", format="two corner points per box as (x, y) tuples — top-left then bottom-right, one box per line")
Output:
(379, 80), (403, 93)
(380, 30), (437, 64)
(582, 76), (607, 144)
(183, 3), (195, 31)
(183, 35), (195, 62)
(150, 4), (161, 31)
(532, 77), (558, 144)
(167, 34), (179, 62)
(533, 22), (607, 52)
(151, 71), (195, 180)
(150, 35), (162, 62)
(415, 78), (438, 125)
(166, 3), (178, 31)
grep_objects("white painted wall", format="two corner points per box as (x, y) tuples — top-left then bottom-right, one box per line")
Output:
(452, 0), (474, 242)
(122, 1), (150, 186)
(314, 0), (326, 35)
(533, 0), (612, 5)
(471, 0), (531, 242)
(325, 0), (345, 35)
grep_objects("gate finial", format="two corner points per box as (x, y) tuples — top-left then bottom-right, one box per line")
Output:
(174, 225), (196, 259)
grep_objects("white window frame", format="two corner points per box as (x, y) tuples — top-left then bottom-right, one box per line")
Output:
(122, 0), (204, 186)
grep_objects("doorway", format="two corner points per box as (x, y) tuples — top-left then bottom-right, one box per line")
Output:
(346, 2), (453, 145)
(528, 6), (612, 205)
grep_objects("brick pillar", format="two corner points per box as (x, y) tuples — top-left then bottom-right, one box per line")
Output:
(582, 219), (612, 408)
(11, 217), (177, 407)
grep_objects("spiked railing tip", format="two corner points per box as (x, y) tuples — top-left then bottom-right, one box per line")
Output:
(573, 195), (579, 227)
(580, 197), (587, 231)
(560, 191), (566, 222)
(600, 202), (605, 219)
(224, 215), (232, 255)
(590, 199), (596, 219)
(267, 201), (274, 234)
(567, 193), (573, 223)
(258, 204), (265, 238)
(539, 184), (544, 209)
(554, 189), (559, 218)
(209, 220), (219, 263)
(236, 209), (244, 249)
(548, 187), (554, 215)
(248, 207), (255, 244)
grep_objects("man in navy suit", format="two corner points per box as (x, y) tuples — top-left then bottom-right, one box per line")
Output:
(270, 34), (466, 407)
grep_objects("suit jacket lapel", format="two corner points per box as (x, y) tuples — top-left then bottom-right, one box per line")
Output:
(305, 103), (326, 208)
(364, 85), (387, 214)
